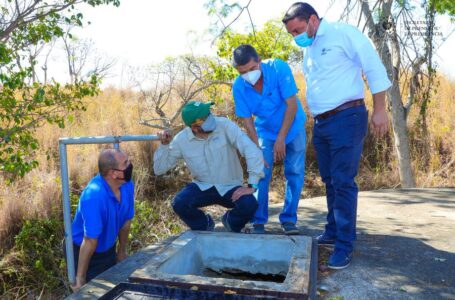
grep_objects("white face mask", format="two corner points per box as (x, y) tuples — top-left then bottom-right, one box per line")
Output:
(241, 69), (262, 85)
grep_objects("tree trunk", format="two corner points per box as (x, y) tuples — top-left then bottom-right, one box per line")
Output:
(388, 79), (417, 187)
(360, 0), (416, 187)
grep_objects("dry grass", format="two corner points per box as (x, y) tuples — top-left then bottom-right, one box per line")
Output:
(1, 74), (454, 250)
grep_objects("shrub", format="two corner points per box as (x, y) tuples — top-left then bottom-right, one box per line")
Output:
(0, 219), (66, 298)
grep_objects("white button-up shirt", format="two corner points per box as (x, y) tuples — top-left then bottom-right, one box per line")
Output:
(303, 19), (392, 116)
(153, 117), (264, 196)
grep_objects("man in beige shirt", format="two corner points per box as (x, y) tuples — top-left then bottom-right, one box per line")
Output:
(154, 101), (264, 232)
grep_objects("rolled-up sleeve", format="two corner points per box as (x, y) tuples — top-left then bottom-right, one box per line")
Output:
(344, 26), (392, 94)
(225, 120), (264, 184)
(153, 142), (183, 176)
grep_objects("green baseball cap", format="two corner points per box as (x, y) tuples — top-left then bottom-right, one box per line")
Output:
(181, 101), (214, 126)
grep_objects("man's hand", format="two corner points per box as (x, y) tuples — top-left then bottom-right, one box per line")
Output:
(371, 108), (389, 138)
(273, 136), (286, 162)
(117, 251), (128, 263)
(231, 186), (256, 202)
(70, 276), (86, 292)
(158, 130), (173, 145)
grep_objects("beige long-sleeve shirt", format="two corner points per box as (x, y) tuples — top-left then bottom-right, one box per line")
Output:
(153, 117), (264, 196)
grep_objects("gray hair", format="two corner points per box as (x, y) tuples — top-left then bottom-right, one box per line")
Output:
(98, 149), (121, 176)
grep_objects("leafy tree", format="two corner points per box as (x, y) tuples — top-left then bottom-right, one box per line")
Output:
(217, 19), (300, 64)
(0, 0), (120, 180)
(213, 19), (301, 83)
(431, 0), (455, 16)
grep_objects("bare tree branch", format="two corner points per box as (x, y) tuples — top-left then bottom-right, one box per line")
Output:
(0, 0), (80, 41)
(211, 0), (253, 44)
(131, 55), (231, 130)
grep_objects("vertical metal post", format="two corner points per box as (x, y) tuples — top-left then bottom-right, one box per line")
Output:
(114, 136), (120, 150)
(59, 141), (76, 284)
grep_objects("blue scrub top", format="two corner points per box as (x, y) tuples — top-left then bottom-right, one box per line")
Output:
(232, 58), (306, 143)
(72, 174), (134, 253)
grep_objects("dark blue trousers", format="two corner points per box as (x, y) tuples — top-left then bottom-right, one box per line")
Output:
(64, 242), (116, 282)
(172, 183), (258, 232)
(313, 105), (368, 252)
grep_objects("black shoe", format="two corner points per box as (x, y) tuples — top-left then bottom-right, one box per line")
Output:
(282, 222), (299, 235)
(252, 224), (265, 234)
(221, 213), (232, 232)
(206, 214), (215, 231)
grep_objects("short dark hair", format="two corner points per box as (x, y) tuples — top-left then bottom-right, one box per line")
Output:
(282, 2), (319, 24)
(232, 44), (259, 67)
(98, 149), (121, 177)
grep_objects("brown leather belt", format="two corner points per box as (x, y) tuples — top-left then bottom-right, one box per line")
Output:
(315, 99), (364, 121)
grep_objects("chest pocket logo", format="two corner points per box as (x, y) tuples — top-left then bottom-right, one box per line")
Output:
(321, 48), (332, 56)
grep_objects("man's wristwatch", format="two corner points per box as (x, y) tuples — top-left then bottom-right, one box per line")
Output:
(247, 183), (258, 191)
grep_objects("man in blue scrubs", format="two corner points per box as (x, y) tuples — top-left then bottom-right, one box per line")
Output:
(70, 149), (134, 291)
(232, 44), (307, 235)
(283, 2), (391, 269)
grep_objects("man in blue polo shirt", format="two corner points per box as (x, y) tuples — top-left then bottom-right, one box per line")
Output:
(283, 2), (391, 269)
(232, 44), (307, 235)
(70, 149), (134, 291)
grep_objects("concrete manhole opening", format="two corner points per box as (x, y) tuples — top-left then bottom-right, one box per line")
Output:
(129, 231), (317, 299)
(202, 267), (286, 283)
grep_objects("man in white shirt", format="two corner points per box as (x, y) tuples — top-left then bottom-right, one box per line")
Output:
(153, 101), (264, 233)
(283, 2), (391, 269)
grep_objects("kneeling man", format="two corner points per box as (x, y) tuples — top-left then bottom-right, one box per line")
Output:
(153, 101), (264, 232)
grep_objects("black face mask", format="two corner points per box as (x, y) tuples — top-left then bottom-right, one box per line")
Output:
(114, 163), (133, 182)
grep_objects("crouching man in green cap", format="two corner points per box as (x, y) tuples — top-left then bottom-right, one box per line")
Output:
(153, 101), (264, 232)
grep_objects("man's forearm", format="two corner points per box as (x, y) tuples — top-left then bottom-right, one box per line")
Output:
(117, 220), (131, 255)
(278, 96), (298, 139)
(372, 90), (387, 112)
(242, 117), (259, 146)
(77, 237), (98, 281)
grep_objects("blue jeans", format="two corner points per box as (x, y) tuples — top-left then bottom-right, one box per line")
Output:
(172, 183), (258, 232)
(313, 105), (368, 252)
(254, 128), (306, 225)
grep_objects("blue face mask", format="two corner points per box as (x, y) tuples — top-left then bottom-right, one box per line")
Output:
(294, 21), (314, 47)
(200, 114), (216, 133)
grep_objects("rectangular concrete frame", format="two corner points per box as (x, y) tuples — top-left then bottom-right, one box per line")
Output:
(129, 231), (317, 299)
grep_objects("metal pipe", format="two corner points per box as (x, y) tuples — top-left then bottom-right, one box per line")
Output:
(59, 135), (159, 145)
(59, 134), (159, 284)
(59, 141), (76, 284)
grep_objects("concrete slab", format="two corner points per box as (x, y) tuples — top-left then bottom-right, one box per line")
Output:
(65, 237), (178, 300)
(129, 231), (316, 299)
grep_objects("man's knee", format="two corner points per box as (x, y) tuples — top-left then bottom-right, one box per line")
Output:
(172, 195), (187, 215)
(237, 195), (258, 214)
(331, 173), (356, 190)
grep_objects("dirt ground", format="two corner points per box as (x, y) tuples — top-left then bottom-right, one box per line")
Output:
(261, 188), (455, 300)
